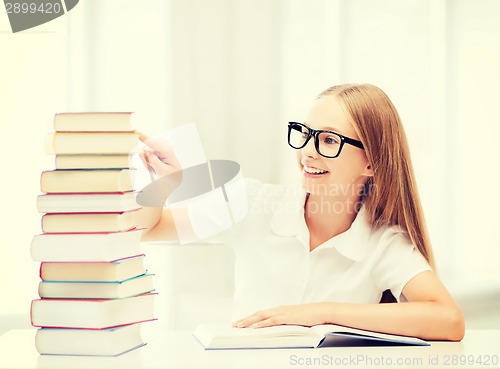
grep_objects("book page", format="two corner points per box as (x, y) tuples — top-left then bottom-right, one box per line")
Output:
(200, 323), (320, 339)
(194, 323), (324, 349)
(311, 324), (428, 345)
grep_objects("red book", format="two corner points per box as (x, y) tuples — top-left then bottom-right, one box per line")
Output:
(40, 169), (136, 193)
(31, 229), (143, 262)
(37, 192), (139, 213)
(39, 255), (146, 282)
(41, 209), (139, 233)
(31, 293), (156, 329)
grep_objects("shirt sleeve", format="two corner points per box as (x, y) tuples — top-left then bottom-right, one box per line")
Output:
(191, 177), (263, 244)
(370, 228), (432, 302)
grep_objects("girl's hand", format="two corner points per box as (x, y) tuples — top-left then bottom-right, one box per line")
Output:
(233, 303), (330, 328)
(138, 132), (181, 178)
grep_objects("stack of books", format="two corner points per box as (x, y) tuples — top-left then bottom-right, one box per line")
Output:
(30, 112), (156, 356)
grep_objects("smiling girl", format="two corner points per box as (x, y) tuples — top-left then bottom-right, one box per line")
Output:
(138, 83), (465, 341)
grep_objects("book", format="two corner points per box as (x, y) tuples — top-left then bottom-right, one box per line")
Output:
(193, 323), (429, 349)
(41, 210), (138, 233)
(35, 324), (145, 356)
(31, 293), (156, 329)
(31, 229), (143, 262)
(40, 169), (135, 193)
(45, 132), (139, 155)
(54, 112), (134, 132)
(37, 192), (140, 213)
(40, 255), (146, 281)
(55, 154), (132, 169)
(38, 274), (155, 299)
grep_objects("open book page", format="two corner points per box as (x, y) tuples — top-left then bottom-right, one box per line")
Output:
(193, 323), (323, 349)
(311, 324), (429, 346)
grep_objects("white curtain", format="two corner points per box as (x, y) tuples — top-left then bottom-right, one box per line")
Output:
(75, 0), (500, 284)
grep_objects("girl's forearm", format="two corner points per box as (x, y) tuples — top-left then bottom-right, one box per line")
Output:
(137, 207), (182, 242)
(137, 206), (162, 228)
(319, 301), (464, 341)
(135, 206), (162, 237)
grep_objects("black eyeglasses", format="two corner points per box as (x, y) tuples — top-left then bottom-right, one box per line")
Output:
(287, 122), (364, 158)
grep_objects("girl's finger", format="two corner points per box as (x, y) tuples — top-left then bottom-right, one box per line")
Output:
(137, 131), (150, 143)
(139, 150), (156, 174)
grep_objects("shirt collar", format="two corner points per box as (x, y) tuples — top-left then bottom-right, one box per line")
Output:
(270, 184), (306, 237)
(327, 206), (372, 262)
(270, 188), (372, 262)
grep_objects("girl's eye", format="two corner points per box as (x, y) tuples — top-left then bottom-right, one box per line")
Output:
(324, 136), (340, 145)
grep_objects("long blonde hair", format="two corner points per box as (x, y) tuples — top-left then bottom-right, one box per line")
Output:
(319, 84), (435, 268)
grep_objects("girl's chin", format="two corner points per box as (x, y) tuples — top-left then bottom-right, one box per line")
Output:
(301, 177), (329, 195)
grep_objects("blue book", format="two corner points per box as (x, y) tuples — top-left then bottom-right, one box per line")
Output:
(38, 273), (155, 299)
(35, 323), (146, 356)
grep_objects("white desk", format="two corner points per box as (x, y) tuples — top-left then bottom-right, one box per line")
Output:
(0, 328), (499, 369)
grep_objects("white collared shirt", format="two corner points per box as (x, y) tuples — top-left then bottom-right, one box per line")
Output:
(223, 179), (432, 320)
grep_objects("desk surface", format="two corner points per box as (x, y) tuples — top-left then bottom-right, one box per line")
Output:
(0, 328), (499, 369)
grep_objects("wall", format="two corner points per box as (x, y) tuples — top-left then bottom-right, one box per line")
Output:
(1, 0), (499, 321)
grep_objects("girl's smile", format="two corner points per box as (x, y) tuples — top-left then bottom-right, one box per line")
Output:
(302, 163), (330, 177)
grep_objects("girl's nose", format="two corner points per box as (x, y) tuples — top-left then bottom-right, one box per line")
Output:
(301, 136), (318, 158)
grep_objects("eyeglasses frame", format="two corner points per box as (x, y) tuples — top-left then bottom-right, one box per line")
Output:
(287, 122), (365, 159)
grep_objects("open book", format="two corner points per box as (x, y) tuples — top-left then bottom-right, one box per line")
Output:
(193, 323), (429, 349)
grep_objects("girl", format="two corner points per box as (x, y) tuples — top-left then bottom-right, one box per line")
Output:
(137, 83), (465, 341)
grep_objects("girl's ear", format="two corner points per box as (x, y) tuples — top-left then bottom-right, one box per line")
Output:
(362, 164), (374, 177)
